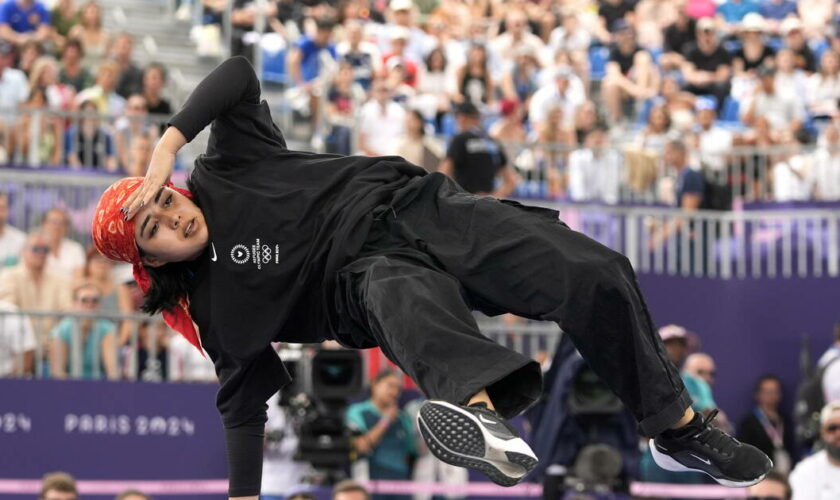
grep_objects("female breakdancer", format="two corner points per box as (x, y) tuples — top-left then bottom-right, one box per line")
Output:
(92, 57), (770, 499)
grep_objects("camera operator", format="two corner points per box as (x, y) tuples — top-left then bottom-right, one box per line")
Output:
(262, 390), (310, 500)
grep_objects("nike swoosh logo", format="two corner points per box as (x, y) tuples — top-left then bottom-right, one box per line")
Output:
(689, 453), (711, 465)
(478, 414), (497, 425)
(210, 243), (217, 262)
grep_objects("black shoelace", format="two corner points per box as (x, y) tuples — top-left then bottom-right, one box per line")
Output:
(692, 410), (738, 457)
(467, 402), (518, 436)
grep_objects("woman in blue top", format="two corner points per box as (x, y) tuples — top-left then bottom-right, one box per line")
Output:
(49, 282), (118, 379)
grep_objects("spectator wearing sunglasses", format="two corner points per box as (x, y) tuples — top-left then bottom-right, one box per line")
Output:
(0, 231), (72, 349)
(789, 402), (840, 499)
(48, 281), (118, 380)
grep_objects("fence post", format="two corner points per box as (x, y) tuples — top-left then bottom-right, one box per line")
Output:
(829, 213), (839, 277)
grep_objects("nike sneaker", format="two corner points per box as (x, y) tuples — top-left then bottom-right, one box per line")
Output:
(650, 409), (773, 487)
(416, 400), (538, 486)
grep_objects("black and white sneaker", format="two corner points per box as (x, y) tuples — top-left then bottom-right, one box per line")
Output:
(417, 400), (538, 487)
(650, 410), (773, 487)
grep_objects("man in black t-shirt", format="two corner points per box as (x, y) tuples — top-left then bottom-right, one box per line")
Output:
(661, 10), (697, 70)
(439, 102), (519, 197)
(602, 20), (654, 123)
(596, 0), (636, 43)
(681, 18), (732, 113)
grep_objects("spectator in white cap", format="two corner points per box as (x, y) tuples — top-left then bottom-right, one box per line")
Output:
(489, 9), (547, 79)
(789, 402), (840, 499)
(681, 17), (732, 112)
(693, 96), (733, 173)
(383, 0), (434, 64)
(732, 13), (775, 78)
(382, 25), (417, 87)
(781, 17), (816, 73)
(529, 65), (585, 128)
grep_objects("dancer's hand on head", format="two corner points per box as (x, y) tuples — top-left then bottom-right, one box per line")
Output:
(122, 126), (186, 220)
(121, 152), (174, 220)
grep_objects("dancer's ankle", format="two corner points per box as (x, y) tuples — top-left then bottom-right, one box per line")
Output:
(467, 389), (496, 411)
(670, 407), (696, 429)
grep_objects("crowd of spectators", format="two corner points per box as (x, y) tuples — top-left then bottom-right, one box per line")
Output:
(2, 0), (840, 498)
(0, 0), (170, 173)
(193, 0), (840, 205)
(35, 471), (375, 500)
(0, 194), (214, 381)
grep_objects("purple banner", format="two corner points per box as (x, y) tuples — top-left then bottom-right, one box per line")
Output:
(0, 379), (226, 500)
(637, 273), (840, 425)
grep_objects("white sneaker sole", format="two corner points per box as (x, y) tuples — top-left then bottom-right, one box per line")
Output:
(648, 439), (767, 488)
(417, 400), (538, 486)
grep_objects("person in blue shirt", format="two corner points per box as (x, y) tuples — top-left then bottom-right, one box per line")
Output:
(0, 0), (52, 46)
(649, 139), (705, 253)
(287, 16), (337, 131)
(288, 16), (337, 87)
(346, 369), (418, 500)
(49, 282), (119, 379)
(717, 0), (760, 25)
(759, 0), (797, 21)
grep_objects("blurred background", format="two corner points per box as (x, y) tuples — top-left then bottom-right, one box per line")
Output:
(1, 0), (840, 499)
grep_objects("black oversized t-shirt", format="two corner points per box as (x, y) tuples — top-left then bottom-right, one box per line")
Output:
(167, 56), (430, 496)
(684, 43), (732, 72)
(609, 43), (642, 75)
(445, 129), (508, 194)
(664, 19), (696, 54)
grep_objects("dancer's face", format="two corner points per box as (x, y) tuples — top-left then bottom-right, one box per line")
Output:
(134, 187), (209, 266)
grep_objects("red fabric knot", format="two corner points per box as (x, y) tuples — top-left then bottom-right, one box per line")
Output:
(92, 177), (204, 355)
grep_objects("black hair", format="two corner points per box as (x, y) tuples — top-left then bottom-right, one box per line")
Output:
(287, 494), (317, 500)
(753, 373), (782, 394)
(62, 38), (85, 58)
(424, 46), (447, 72)
(315, 16), (337, 31)
(373, 368), (399, 385)
(139, 260), (195, 315)
(409, 109), (426, 137)
(145, 62), (168, 83)
(835, 319), (840, 342)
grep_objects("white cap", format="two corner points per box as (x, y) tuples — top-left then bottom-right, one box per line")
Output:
(740, 13), (766, 32)
(659, 324), (688, 342)
(696, 17), (716, 32)
(390, 0), (413, 11)
(780, 17), (803, 35)
(821, 401), (840, 425)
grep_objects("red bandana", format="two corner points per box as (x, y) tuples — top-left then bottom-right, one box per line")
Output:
(92, 177), (203, 354)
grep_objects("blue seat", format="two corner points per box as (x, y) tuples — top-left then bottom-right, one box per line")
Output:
(721, 96), (740, 123)
(723, 39), (743, 54)
(635, 98), (655, 126)
(262, 48), (288, 85)
(589, 46), (610, 80)
(811, 38), (830, 64)
(440, 112), (457, 139)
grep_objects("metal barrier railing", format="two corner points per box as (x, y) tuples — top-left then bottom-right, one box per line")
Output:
(2, 168), (838, 279)
(0, 309), (561, 382)
(547, 202), (840, 279)
(0, 310), (179, 381)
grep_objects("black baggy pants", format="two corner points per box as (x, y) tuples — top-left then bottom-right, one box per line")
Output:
(333, 177), (691, 437)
